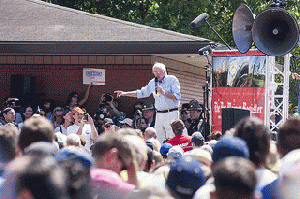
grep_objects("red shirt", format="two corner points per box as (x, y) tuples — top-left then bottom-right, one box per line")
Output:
(167, 134), (193, 152)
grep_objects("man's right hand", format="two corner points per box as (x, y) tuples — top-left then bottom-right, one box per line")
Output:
(114, 90), (123, 98)
(292, 73), (300, 80)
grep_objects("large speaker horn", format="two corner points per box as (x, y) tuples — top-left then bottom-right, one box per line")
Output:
(232, 5), (299, 56)
(252, 8), (299, 56)
(232, 4), (254, 54)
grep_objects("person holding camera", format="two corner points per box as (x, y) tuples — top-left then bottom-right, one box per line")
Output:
(115, 62), (181, 143)
(100, 93), (121, 119)
(67, 107), (98, 151)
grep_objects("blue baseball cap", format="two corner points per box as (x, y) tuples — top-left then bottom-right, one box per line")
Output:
(212, 136), (250, 163)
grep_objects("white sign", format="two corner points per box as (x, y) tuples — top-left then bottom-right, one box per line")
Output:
(83, 68), (105, 85)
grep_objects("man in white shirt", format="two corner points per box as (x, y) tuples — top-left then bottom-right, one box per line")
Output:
(115, 62), (181, 143)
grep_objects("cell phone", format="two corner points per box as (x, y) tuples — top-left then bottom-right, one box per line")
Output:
(84, 113), (88, 121)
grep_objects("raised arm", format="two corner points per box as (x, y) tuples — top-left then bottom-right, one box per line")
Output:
(114, 90), (137, 98)
(78, 82), (93, 106)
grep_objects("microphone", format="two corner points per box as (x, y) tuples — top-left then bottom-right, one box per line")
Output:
(155, 77), (158, 94)
(191, 13), (208, 28)
(198, 45), (212, 55)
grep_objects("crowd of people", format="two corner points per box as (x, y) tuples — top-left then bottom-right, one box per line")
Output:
(0, 62), (299, 198)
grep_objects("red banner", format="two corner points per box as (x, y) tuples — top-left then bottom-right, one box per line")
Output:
(212, 87), (265, 132)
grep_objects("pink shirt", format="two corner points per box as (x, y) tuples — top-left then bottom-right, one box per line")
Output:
(91, 168), (135, 196)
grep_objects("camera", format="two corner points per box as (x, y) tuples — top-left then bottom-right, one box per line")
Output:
(84, 113), (89, 121)
(5, 98), (18, 108)
(93, 108), (107, 121)
(103, 93), (113, 103)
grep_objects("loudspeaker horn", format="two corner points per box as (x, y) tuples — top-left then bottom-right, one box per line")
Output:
(252, 8), (299, 56)
(232, 4), (254, 54)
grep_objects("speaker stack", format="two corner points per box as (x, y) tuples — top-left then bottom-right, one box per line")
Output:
(232, 4), (299, 56)
(221, 108), (251, 134)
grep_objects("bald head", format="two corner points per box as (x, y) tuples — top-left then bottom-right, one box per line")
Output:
(144, 127), (157, 140)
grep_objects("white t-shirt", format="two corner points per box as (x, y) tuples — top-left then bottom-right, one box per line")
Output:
(55, 125), (68, 136)
(67, 124), (92, 150)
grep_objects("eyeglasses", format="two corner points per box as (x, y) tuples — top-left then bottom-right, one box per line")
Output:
(55, 109), (63, 112)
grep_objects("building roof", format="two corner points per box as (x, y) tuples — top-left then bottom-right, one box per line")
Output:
(0, 0), (213, 55)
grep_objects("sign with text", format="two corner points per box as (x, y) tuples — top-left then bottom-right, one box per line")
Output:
(212, 87), (265, 132)
(83, 68), (105, 85)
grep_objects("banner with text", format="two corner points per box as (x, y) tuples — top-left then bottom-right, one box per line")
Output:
(211, 50), (266, 132)
(212, 87), (265, 132)
(83, 68), (105, 85)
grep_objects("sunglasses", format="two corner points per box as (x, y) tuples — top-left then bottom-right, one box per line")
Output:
(55, 109), (63, 112)
(72, 95), (79, 98)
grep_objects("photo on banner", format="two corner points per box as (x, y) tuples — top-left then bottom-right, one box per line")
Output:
(211, 50), (266, 132)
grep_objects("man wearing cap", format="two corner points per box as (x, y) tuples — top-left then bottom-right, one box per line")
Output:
(188, 100), (205, 136)
(120, 118), (133, 128)
(142, 101), (156, 127)
(0, 108), (16, 126)
(167, 119), (193, 152)
(115, 62), (181, 143)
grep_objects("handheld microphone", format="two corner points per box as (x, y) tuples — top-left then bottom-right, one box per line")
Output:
(191, 13), (208, 28)
(155, 77), (158, 94)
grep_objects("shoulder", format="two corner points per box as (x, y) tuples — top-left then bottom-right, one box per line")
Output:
(166, 75), (178, 80)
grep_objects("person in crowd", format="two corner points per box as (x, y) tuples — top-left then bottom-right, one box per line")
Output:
(18, 105), (34, 128)
(3, 156), (69, 199)
(3, 97), (22, 124)
(54, 108), (72, 136)
(115, 62), (181, 143)
(0, 125), (18, 188)
(188, 100), (205, 136)
(67, 82), (93, 107)
(261, 116), (300, 199)
(56, 146), (94, 199)
(91, 131), (137, 198)
(144, 127), (161, 152)
(132, 107), (143, 129)
(139, 117), (148, 132)
(191, 132), (205, 149)
(183, 147), (212, 179)
(102, 117), (119, 133)
(67, 107), (98, 151)
(167, 119), (193, 152)
(209, 131), (222, 141)
(166, 156), (206, 199)
(142, 101), (156, 127)
(18, 116), (55, 154)
(0, 107), (16, 126)
(180, 103), (191, 129)
(120, 118), (133, 128)
(159, 142), (173, 159)
(42, 99), (54, 121)
(36, 108), (46, 117)
(233, 116), (277, 193)
(211, 157), (257, 199)
(52, 106), (64, 128)
(66, 133), (82, 147)
(99, 93), (121, 121)
(194, 135), (250, 199)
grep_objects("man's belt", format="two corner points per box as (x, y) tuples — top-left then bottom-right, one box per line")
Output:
(156, 108), (179, 113)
